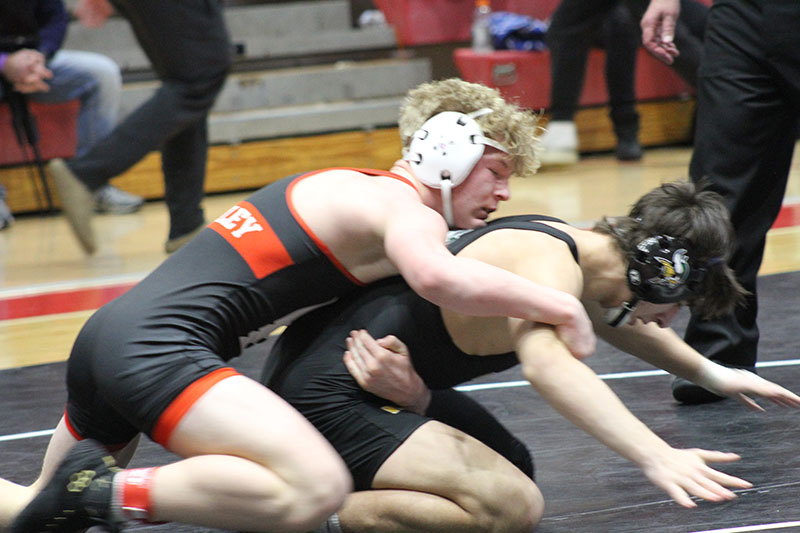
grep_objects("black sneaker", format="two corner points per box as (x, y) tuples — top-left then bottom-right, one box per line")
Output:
(672, 365), (759, 405)
(671, 376), (726, 404)
(10, 439), (123, 533)
(615, 139), (643, 161)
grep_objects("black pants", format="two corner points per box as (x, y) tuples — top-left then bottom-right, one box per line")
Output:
(68, 0), (232, 238)
(546, 0), (707, 135)
(685, 0), (800, 368)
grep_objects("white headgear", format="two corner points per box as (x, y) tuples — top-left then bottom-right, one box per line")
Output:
(403, 108), (507, 227)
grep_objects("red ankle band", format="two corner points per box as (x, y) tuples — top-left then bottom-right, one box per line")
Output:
(118, 467), (158, 521)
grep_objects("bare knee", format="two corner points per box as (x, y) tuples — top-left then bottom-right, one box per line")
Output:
(469, 477), (544, 533)
(277, 457), (352, 531)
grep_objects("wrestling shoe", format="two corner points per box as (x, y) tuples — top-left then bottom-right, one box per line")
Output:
(48, 158), (96, 254)
(671, 376), (725, 404)
(538, 120), (579, 166)
(94, 185), (144, 214)
(10, 439), (123, 533)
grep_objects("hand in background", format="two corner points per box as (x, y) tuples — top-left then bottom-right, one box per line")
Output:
(1, 49), (52, 93)
(74, 0), (115, 28)
(641, 0), (681, 64)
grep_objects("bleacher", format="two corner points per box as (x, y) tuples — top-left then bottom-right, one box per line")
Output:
(1, 0), (700, 215)
(1, 0), (432, 213)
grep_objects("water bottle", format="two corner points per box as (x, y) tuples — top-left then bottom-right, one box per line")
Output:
(471, 0), (493, 53)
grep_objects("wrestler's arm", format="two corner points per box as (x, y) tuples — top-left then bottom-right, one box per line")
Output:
(382, 204), (595, 359)
(513, 322), (750, 508)
(584, 302), (800, 410)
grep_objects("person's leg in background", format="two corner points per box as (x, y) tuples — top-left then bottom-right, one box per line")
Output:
(674, 0), (799, 403)
(49, 0), (232, 253)
(41, 49), (144, 214)
(602, 4), (642, 161)
(540, 0), (621, 166)
(161, 115), (209, 251)
(0, 184), (13, 230)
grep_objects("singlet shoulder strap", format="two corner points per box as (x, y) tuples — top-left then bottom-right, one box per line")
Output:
(349, 167), (417, 190)
(447, 215), (579, 263)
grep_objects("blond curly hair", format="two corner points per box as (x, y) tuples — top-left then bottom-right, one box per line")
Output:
(398, 78), (541, 177)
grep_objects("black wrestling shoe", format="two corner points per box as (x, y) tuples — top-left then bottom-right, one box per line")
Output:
(672, 365), (758, 405)
(10, 439), (123, 533)
(671, 376), (726, 404)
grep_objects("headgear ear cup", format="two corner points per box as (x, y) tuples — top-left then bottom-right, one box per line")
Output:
(627, 235), (705, 303)
(403, 109), (507, 226)
(405, 111), (485, 188)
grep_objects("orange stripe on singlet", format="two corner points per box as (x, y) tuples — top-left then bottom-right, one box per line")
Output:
(285, 168), (418, 286)
(209, 201), (294, 278)
(64, 409), (82, 440)
(151, 367), (240, 446)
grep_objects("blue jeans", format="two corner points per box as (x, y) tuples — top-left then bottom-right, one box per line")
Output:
(32, 50), (121, 158)
(0, 49), (121, 199)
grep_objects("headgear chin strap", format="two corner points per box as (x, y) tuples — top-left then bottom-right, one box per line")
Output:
(403, 108), (508, 227)
(605, 296), (639, 327)
(627, 235), (706, 304)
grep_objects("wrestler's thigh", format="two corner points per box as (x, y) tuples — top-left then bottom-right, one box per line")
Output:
(373, 420), (542, 512)
(167, 375), (346, 485)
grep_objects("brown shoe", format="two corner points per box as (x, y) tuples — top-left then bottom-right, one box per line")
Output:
(164, 223), (205, 254)
(48, 158), (96, 254)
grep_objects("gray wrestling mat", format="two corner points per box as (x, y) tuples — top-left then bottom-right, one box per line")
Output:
(2, 271), (799, 532)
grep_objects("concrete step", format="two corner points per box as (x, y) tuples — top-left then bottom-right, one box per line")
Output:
(208, 96), (403, 143)
(119, 57), (432, 143)
(63, 0), (396, 72)
(119, 58), (430, 115)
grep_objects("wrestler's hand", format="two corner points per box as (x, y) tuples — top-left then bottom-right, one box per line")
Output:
(74, 0), (115, 28)
(641, 0), (680, 64)
(639, 447), (750, 508)
(344, 329), (432, 414)
(698, 364), (800, 411)
(555, 304), (596, 360)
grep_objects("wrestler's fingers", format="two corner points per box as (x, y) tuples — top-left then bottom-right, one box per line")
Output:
(351, 330), (382, 365)
(732, 393), (765, 412)
(662, 484), (697, 509)
(345, 336), (368, 369)
(376, 334), (410, 356)
(692, 449), (742, 465)
(343, 350), (366, 385)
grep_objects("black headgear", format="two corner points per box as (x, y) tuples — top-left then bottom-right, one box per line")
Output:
(627, 235), (706, 304)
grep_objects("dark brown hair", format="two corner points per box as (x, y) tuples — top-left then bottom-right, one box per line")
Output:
(593, 181), (747, 318)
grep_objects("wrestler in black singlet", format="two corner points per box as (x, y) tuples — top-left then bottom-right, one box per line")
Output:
(65, 169), (415, 447)
(263, 215), (579, 489)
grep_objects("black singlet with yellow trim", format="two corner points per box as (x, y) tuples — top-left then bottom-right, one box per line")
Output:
(266, 214), (580, 392)
(263, 215), (578, 489)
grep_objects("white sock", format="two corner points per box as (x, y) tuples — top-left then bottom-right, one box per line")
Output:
(314, 513), (343, 533)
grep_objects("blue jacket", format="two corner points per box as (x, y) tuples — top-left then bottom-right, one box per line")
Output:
(0, 0), (68, 58)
